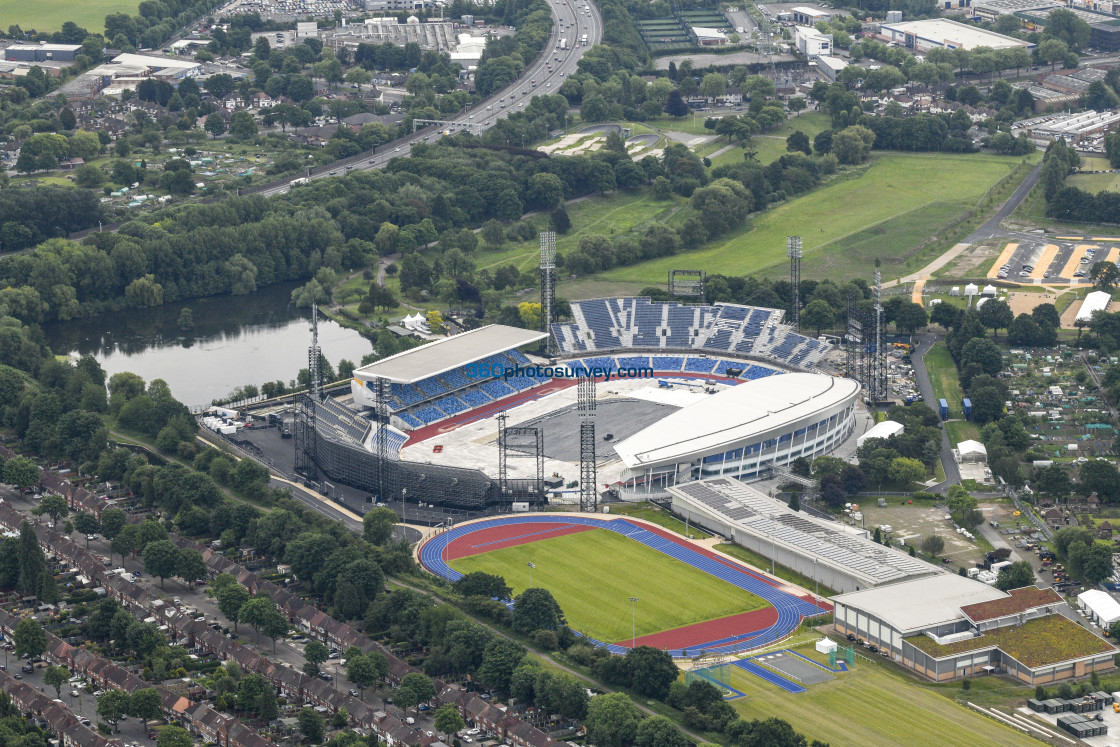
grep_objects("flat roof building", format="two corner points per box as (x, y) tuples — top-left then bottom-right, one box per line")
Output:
(793, 26), (832, 57)
(880, 18), (1034, 51)
(971, 0), (1060, 22)
(790, 6), (832, 25)
(5, 43), (81, 62)
(834, 580), (1115, 683)
(353, 325), (546, 384)
(669, 477), (939, 592)
(691, 26), (729, 45)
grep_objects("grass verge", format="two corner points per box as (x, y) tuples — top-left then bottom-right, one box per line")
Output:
(714, 542), (837, 597)
(925, 342), (965, 419)
(607, 502), (713, 539)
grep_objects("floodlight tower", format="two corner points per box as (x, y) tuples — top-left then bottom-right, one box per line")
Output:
(872, 259), (887, 402)
(540, 231), (557, 356)
(787, 236), (802, 332)
(309, 303), (322, 401)
(578, 374), (597, 513)
(375, 377), (391, 503)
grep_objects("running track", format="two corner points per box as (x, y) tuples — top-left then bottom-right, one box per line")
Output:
(418, 515), (829, 657)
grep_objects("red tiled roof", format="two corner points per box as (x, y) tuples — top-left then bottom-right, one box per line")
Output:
(961, 586), (1062, 623)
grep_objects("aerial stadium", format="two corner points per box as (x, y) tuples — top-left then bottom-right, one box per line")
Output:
(272, 295), (866, 510)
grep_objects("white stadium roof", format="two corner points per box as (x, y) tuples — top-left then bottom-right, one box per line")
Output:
(353, 325), (546, 383)
(613, 373), (859, 468)
(832, 574), (1007, 635)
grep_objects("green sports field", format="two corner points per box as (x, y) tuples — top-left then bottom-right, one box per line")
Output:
(448, 528), (767, 642)
(726, 645), (1033, 746)
(0, 0), (138, 32)
(597, 152), (1027, 285)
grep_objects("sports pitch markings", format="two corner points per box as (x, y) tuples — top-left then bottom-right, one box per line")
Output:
(419, 514), (829, 656)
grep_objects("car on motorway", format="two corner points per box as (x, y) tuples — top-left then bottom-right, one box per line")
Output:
(395, 147), (401, 152)
(329, 170), (337, 175)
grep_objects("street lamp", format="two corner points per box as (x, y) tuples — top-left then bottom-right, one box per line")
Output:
(629, 597), (640, 649)
(528, 561), (535, 589)
(401, 488), (408, 526)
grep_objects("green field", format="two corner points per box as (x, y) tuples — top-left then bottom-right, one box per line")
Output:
(727, 643), (1033, 746)
(1067, 170), (1120, 194)
(709, 112), (833, 168)
(596, 153), (1025, 285)
(0, 0), (136, 32)
(449, 528), (767, 642)
(925, 342), (966, 419)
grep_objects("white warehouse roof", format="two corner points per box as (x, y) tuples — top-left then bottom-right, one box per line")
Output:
(832, 574), (1007, 635)
(881, 19), (1032, 50)
(1077, 290), (1113, 322)
(1079, 589), (1120, 626)
(857, 420), (903, 448)
(613, 374), (860, 468)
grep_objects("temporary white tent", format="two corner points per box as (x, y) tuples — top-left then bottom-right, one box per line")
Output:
(856, 420), (904, 448)
(957, 440), (987, 464)
(964, 283), (979, 296)
(1076, 290), (1113, 323)
(982, 285), (997, 296)
(1078, 589), (1120, 627)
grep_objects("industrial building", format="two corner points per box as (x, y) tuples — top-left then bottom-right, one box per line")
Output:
(5, 43), (81, 62)
(669, 478), (939, 593)
(834, 580), (1117, 683)
(971, 0), (1060, 22)
(812, 55), (848, 81)
(793, 26), (833, 57)
(789, 5), (832, 25)
(1016, 6), (1120, 50)
(322, 17), (459, 53)
(691, 27), (730, 45)
(879, 18), (1034, 51)
(614, 374), (859, 494)
(1015, 110), (1120, 146)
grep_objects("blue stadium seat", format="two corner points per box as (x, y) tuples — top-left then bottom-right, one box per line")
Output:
(434, 396), (468, 416)
(413, 406), (444, 425)
(398, 412), (422, 428)
(650, 356), (684, 371)
(683, 357), (717, 373)
(481, 379), (515, 399)
(459, 389), (492, 408)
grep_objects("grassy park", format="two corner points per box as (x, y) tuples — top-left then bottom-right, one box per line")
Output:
(595, 152), (1026, 286)
(449, 528), (767, 642)
(726, 643), (1033, 746)
(0, 0), (137, 32)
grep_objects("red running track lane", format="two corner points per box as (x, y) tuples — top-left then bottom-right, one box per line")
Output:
(626, 607), (779, 650)
(443, 521), (595, 560)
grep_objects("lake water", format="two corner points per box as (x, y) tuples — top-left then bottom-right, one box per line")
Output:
(44, 283), (373, 408)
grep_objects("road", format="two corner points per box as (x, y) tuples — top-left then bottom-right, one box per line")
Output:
(963, 160), (1045, 244)
(256, 0), (603, 198)
(910, 333), (962, 494)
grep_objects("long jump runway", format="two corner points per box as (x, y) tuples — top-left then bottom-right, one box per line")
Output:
(418, 515), (830, 657)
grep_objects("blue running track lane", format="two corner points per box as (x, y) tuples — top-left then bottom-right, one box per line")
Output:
(733, 660), (806, 694)
(419, 515), (828, 657)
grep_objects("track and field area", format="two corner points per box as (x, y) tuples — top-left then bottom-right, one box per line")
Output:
(726, 644), (1033, 746)
(596, 153), (1028, 284)
(420, 515), (829, 654)
(0, 0), (137, 32)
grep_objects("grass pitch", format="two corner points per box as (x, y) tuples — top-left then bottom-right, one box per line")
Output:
(0, 0), (138, 32)
(597, 152), (1025, 285)
(449, 528), (767, 642)
(728, 644), (1032, 746)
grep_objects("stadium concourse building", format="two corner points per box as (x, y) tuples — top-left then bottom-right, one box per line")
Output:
(832, 580), (1117, 683)
(614, 373), (859, 495)
(669, 478), (938, 593)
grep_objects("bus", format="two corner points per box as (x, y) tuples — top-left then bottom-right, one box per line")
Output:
(560, 37), (568, 49)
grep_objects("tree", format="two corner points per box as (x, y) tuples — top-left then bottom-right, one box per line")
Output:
(346, 654), (377, 698)
(98, 690), (130, 732)
(1044, 8), (1091, 51)
(978, 299), (1013, 338)
(73, 512), (100, 547)
(216, 581), (250, 630)
(433, 703), (465, 735)
(204, 113), (226, 138)
(398, 671), (436, 713)
(154, 727), (191, 747)
(1081, 459), (1120, 503)
(1039, 38), (1069, 70)
(44, 665), (69, 697)
(100, 508), (127, 540)
(831, 125), (875, 164)
(17, 521), (46, 597)
(478, 637), (526, 692)
(258, 683), (279, 721)
(920, 534), (945, 555)
(995, 560), (1035, 591)
(665, 89), (689, 117)
(889, 457), (926, 484)
(947, 485), (981, 529)
(1081, 542), (1115, 586)
(129, 688), (163, 721)
(800, 299), (834, 336)
(789, 97), (807, 117)
(298, 707), (324, 744)
(177, 548), (207, 587)
(453, 571), (512, 600)
(13, 618), (46, 659)
(143, 539), (180, 589)
(512, 587), (565, 633)
(1091, 261), (1120, 291)
(238, 594), (278, 642)
(304, 640), (329, 672)
(786, 130), (812, 156)
(34, 494), (68, 527)
(229, 111), (258, 140)
(110, 525), (138, 564)
(4, 457), (39, 489)
(894, 302), (928, 335)
(635, 715), (687, 747)
(585, 692), (640, 747)
(362, 506), (398, 544)
(626, 646), (679, 699)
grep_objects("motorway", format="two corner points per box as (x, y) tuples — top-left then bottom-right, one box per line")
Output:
(257, 0), (603, 197)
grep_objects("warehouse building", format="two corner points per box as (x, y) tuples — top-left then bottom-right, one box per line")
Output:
(833, 581), (1117, 683)
(5, 43), (81, 62)
(971, 0), (1060, 22)
(880, 18), (1034, 51)
(790, 5), (833, 25)
(793, 26), (833, 57)
(669, 478), (940, 593)
(1016, 6), (1120, 50)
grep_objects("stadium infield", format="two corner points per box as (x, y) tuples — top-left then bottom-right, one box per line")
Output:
(421, 514), (829, 654)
